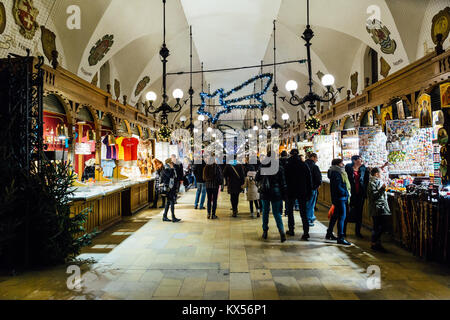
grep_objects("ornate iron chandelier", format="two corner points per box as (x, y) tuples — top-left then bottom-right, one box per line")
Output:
(145, 0), (184, 125)
(280, 0), (343, 117)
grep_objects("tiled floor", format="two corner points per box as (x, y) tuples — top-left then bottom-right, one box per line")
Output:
(1, 188), (450, 300)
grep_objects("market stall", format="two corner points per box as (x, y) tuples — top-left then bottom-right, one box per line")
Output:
(43, 94), (70, 161)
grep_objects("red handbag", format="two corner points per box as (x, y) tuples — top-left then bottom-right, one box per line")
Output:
(328, 205), (335, 220)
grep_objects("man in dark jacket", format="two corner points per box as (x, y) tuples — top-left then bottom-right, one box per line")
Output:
(305, 153), (322, 226)
(223, 161), (245, 217)
(344, 155), (369, 238)
(279, 150), (289, 216)
(171, 154), (184, 191)
(284, 149), (313, 240)
(256, 152), (287, 242)
(193, 158), (206, 209)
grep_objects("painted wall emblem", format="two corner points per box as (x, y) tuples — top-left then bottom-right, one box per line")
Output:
(13, 0), (39, 40)
(431, 7), (450, 45)
(134, 76), (150, 97)
(380, 57), (391, 78)
(114, 79), (120, 100)
(366, 19), (397, 54)
(88, 34), (114, 66)
(40, 26), (56, 63)
(350, 72), (358, 96)
(0, 2), (6, 35)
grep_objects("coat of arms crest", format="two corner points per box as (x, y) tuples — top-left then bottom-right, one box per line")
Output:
(40, 26), (56, 63)
(88, 34), (114, 66)
(13, 0), (39, 40)
(134, 76), (150, 97)
(366, 19), (397, 54)
(350, 72), (358, 96)
(0, 2), (6, 35)
(114, 79), (121, 101)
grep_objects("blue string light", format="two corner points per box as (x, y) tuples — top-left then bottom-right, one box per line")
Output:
(197, 73), (273, 124)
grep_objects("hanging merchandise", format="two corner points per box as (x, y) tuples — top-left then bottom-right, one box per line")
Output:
(115, 136), (125, 160)
(87, 129), (96, 141)
(108, 135), (116, 146)
(358, 126), (388, 168)
(313, 135), (334, 172)
(341, 129), (359, 164)
(102, 135), (117, 160)
(101, 160), (116, 178)
(121, 137), (139, 161)
(386, 119), (433, 175)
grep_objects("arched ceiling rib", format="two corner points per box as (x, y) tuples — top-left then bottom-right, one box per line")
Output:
(45, 0), (446, 127)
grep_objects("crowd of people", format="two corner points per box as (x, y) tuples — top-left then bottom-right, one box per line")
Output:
(150, 151), (391, 252)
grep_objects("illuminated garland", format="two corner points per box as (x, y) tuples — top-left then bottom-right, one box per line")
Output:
(305, 116), (321, 132)
(197, 73), (273, 124)
(158, 126), (172, 141)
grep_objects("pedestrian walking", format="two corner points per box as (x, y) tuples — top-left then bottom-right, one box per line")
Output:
(256, 152), (287, 242)
(242, 170), (260, 218)
(305, 153), (322, 226)
(223, 160), (245, 217)
(284, 149), (313, 240)
(326, 158), (351, 245)
(203, 156), (224, 219)
(161, 158), (181, 223)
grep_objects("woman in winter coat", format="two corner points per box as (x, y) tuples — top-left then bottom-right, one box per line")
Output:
(242, 171), (260, 218)
(160, 158), (181, 223)
(203, 157), (224, 219)
(367, 167), (391, 252)
(326, 158), (352, 245)
(151, 158), (165, 208)
(223, 161), (245, 217)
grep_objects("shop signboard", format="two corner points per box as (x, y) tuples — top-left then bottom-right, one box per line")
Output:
(75, 143), (91, 155)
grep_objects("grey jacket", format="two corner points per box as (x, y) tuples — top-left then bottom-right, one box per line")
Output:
(367, 176), (391, 217)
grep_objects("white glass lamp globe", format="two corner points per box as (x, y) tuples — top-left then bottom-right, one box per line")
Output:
(146, 91), (157, 102)
(253, 125), (258, 131)
(285, 80), (298, 92)
(179, 115), (187, 122)
(173, 89), (184, 99)
(321, 74), (335, 87)
(207, 127), (213, 133)
(282, 113), (290, 121)
(248, 134), (253, 138)
(262, 114), (269, 122)
(198, 115), (205, 121)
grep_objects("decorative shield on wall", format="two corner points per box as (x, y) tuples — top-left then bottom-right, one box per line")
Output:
(135, 76), (150, 97)
(350, 72), (358, 95)
(114, 79), (120, 100)
(380, 57), (391, 78)
(366, 19), (397, 54)
(431, 7), (450, 45)
(0, 2), (6, 35)
(88, 34), (114, 66)
(40, 26), (56, 63)
(13, 0), (40, 39)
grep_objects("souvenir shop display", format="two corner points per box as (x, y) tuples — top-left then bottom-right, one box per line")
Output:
(386, 119), (434, 175)
(341, 129), (359, 164)
(313, 135), (334, 172)
(331, 132), (342, 159)
(137, 139), (154, 176)
(358, 126), (388, 168)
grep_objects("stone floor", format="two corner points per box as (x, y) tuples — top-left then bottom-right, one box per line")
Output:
(1, 188), (450, 300)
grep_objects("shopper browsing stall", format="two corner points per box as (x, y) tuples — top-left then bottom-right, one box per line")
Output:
(367, 167), (391, 253)
(345, 155), (369, 238)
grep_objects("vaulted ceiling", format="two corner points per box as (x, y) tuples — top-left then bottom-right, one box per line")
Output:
(48, 0), (437, 128)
